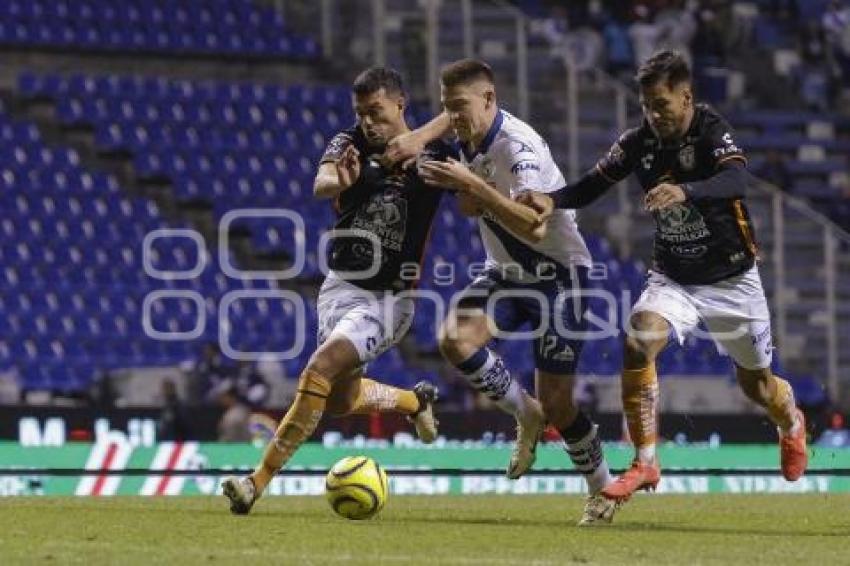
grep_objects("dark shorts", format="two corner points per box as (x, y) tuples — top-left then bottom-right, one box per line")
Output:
(455, 266), (589, 375)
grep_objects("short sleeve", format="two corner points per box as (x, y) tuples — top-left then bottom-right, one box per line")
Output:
(702, 116), (747, 169)
(503, 136), (545, 193)
(596, 128), (640, 182)
(319, 131), (355, 164)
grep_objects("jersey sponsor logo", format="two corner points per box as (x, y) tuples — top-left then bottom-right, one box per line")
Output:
(678, 145), (696, 170)
(712, 132), (740, 157)
(510, 160), (540, 174)
(351, 189), (409, 252)
(324, 134), (353, 160)
(511, 140), (536, 156)
(671, 244), (708, 258)
(656, 203), (711, 251)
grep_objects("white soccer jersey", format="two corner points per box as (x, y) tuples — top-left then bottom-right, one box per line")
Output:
(460, 110), (591, 280)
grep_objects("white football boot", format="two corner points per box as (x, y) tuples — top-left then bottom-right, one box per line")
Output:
(506, 394), (546, 479)
(408, 381), (439, 444)
(578, 493), (620, 526)
(222, 476), (257, 515)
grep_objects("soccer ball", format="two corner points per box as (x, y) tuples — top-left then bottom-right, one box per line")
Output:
(325, 456), (388, 520)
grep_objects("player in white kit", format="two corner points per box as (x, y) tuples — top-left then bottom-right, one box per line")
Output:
(410, 59), (619, 525)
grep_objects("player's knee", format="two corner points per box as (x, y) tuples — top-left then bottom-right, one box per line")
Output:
(305, 339), (361, 382)
(304, 353), (348, 383)
(735, 365), (771, 400)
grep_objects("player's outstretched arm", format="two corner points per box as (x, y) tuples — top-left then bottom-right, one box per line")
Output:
(645, 160), (748, 211)
(383, 113), (451, 167)
(314, 145), (361, 199)
(547, 166), (616, 209)
(419, 158), (548, 242)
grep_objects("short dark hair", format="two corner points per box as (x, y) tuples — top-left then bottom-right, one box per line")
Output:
(351, 67), (405, 97)
(636, 50), (691, 90)
(440, 58), (495, 88)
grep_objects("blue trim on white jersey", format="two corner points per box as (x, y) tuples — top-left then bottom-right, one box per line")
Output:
(461, 110), (505, 161)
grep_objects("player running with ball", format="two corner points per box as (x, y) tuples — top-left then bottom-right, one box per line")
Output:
(222, 67), (454, 514)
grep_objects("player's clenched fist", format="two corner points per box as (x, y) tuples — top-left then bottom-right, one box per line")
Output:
(514, 191), (554, 225)
(335, 145), (361, 189)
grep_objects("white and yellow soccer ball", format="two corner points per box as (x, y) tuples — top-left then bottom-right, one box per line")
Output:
(325, 456), (388, 520)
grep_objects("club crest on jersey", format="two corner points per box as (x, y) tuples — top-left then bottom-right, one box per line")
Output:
(678, 145), (696, 170)
(608, 142), (625, 165)
(641, 154), (654, 170)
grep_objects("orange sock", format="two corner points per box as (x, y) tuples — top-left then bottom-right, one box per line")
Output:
(251, 369), (331, 495)
(350, 378), (420, 415)
(764, 374), (796, 432)
(621, 363), (659, 463)
(327, 377), (420, 416)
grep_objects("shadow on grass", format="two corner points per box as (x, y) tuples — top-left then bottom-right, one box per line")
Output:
(613, 522), (850, 538)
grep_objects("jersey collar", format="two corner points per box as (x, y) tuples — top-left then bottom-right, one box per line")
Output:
(462, 109), (504, 161)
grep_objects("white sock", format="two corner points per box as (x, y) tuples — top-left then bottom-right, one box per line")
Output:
(495, 379), (536, 420)
(564, 424), (613, 494)
(637, 444), (657, 464)
(459, 349), (534, 419)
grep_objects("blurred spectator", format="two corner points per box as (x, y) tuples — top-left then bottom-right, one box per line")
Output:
(88, 369), (117, 408)
(157, 379), (192, 440)
(629, 4), (661, 67)
(655, 0), (698, 68)
(822, 0), (850, 79)
(182, 342), (235, 404)
(755, 150), (793, 191)
(692, 3), (727, 63)
(234, 360), (270, 409)
(822, 0), (850, 48)
(603, 12), (634, 78)
(256, 353), (296, 408)
(816, 409), (850, 447)
(216, 381), (252, 442)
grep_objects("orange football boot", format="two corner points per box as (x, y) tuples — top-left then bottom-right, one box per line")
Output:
(780, 408), (808, 481)
(601, 459), (661, 502)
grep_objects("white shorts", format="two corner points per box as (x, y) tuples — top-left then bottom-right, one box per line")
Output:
(316, 272), (414, 364)
(631, 266), (773, 370)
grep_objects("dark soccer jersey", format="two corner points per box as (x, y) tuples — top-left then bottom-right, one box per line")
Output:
(319, 125), (455, 292)
(596, 103), (756, 284)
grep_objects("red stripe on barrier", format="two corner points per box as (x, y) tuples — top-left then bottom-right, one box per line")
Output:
(154, 442), (184, 496)
(91, 443), (119, 496)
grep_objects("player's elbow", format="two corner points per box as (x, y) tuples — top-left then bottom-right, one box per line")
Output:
(313, 177), (337, 199)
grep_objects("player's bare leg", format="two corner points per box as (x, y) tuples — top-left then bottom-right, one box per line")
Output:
(601, 311), (668, 502)
(537, 372), (617, 526)
(223, 337), (358, 514)
(326, 370), (439, 443)
(736, 365), (807, 480)
(439, 310), (544, 479)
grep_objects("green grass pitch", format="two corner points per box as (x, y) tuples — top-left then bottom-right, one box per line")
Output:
(2, 495), (848, 564)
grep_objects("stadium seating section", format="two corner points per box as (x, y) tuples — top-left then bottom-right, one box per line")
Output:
(2, 0), (843, 399)
(0, 0), (318, 58)
(6, 69), (741, 395)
